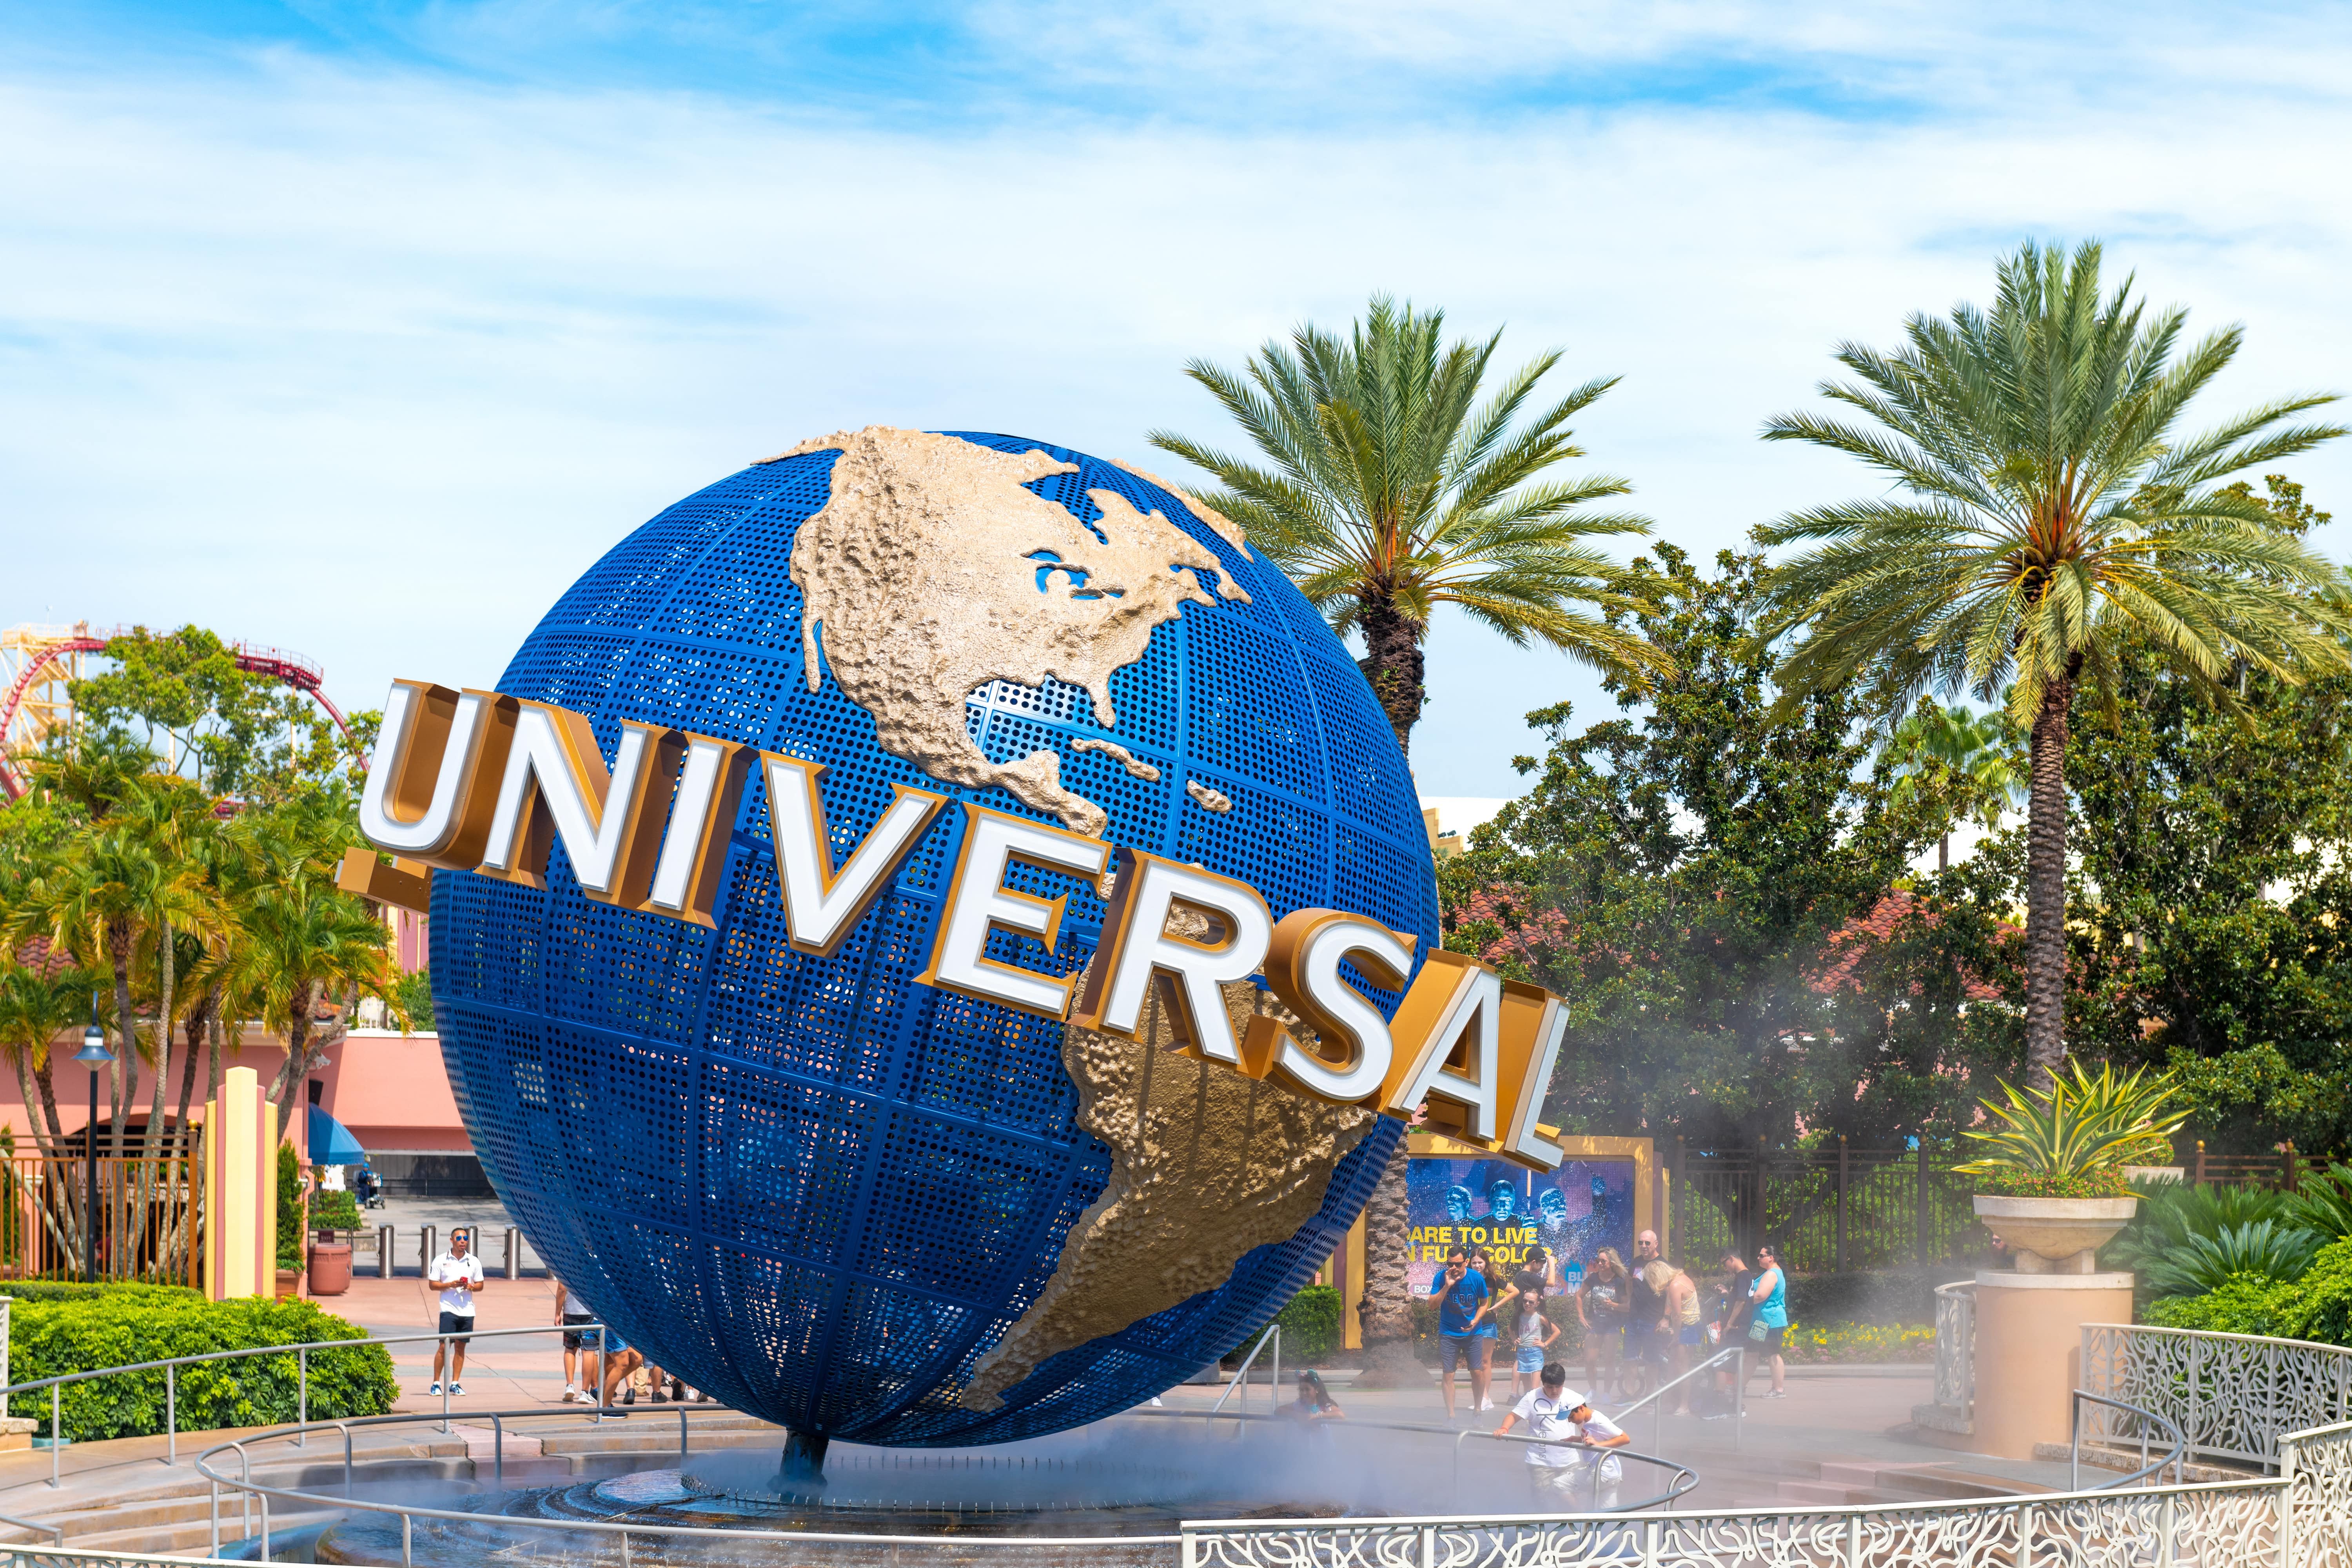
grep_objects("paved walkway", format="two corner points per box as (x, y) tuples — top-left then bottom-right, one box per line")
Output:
(314, 1275), (621, 1409)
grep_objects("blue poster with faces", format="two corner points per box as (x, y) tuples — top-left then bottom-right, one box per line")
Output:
(1405, 1156), (1635, 1296)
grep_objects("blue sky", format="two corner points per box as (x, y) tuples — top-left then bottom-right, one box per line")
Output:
(6, 2), (2352, 797)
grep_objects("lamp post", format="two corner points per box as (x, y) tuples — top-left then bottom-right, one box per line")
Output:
(72, 998), (114, 1284)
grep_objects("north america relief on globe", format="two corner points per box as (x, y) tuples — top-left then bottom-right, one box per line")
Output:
(431, 425), (1438, 1445)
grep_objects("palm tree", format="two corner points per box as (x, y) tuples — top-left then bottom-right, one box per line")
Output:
(226, 798), (396, 1122)
(1152, 296), (1662, 1384)
(1885, 701), (2024, 871)
(1149, 294), (1667, 755)
(1751, 241), (2351, 1085)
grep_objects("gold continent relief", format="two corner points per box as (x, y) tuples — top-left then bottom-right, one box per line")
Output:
(762, 427), (1367, 1408)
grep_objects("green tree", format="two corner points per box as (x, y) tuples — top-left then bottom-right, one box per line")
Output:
(223, 792), (395, 1121)
(1149, 294), (1665, 753)
(1441, 546), (2020, 1156)
(1750, 240), (2351, 1085)
(2054, 479), (2352, 1152)
(1883, 701), (2024, 872)
(1151, 295), (1663, 1383)
(68, 626), (373, 802)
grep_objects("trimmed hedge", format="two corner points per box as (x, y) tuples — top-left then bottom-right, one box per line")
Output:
(1273, 1285), (1343, 1360)
(310, 1191), (363, 1232)
(0, 1282), (200, 1306)
(6, 1294), (397, 1441)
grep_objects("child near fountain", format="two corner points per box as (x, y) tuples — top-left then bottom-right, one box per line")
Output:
(1512, 1289), (1561, 1399)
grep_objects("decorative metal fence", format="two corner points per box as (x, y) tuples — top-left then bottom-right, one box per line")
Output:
(0, 1156), (203, 1286)
(1932, 1279), (1975, 1421)
(2082, 1324), (2352, 1472)
(1181, 1469), (2297, 1568)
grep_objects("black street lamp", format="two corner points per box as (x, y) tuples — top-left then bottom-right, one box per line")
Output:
(72, 996), (114, 1284)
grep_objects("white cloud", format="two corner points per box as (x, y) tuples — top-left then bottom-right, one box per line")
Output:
(3, 40), (2349, 795)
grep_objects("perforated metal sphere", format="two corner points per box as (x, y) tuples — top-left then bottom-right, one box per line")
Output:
(430, 432), (1436, 1445)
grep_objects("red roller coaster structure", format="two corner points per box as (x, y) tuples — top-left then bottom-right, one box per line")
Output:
(0, 623), (359, 800)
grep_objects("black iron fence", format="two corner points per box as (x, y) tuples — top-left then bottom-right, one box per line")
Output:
(1670, 1137), (2319, 1272)
(1671, 1140), (1981, 1272)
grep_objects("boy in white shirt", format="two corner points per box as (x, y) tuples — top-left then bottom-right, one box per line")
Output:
(426, 1229), (488, 1396)
(1495, 1362), (1630, 1510)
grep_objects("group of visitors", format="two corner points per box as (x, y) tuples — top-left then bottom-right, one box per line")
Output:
(1427, 1231), (1790, 1422)
(414, 1229), (710, 1410)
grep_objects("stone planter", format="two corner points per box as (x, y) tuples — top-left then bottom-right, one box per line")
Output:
(1973, 1194), (2138, 1274)
(309, 1239), (353, 1296)
(274, 1266), (302, 1300)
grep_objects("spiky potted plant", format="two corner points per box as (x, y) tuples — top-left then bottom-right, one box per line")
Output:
(1956, 1061), (2187, 1274)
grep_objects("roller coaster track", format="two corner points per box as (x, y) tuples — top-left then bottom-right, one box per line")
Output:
(0, 623), (357, 799)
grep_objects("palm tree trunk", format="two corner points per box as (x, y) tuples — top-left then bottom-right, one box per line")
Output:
(1358, 601), (1426, 757)
(1352, 1137), (1422, 1386)
(107, 935), (135, 1162)
(173, 991), (210, 1154)
(2023, 673), (2074, 1090)
(1352, 596), (1428, 1384)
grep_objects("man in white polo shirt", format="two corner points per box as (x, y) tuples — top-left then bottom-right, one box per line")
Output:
(427, 1229), (487, 1396)
(1495, 1362), (1629, 1509)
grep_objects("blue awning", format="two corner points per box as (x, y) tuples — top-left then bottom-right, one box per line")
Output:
(308, 1106), (366, 1165)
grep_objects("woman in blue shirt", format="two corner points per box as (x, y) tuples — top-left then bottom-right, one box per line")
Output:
(1747, 1244), (1789, 1399)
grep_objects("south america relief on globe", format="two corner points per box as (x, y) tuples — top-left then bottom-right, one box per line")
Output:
(430, 426), (1438, 1446)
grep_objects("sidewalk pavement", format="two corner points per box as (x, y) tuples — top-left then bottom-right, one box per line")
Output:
(319, 1276), (595, 1410)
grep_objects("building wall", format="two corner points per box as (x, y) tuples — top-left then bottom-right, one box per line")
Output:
(0, 1025), (471, 1166)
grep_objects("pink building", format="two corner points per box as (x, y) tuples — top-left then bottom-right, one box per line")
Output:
(0, 1022), (481, 1195)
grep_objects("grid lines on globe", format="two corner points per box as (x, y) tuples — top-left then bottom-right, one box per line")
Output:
(432, 434), (1433, 1444)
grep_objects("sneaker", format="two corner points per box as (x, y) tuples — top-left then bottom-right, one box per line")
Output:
(1148, 1396), (1164, 1407)
(622, 1387), (636, 1405)
(450, 1383), (466, 1396)
(561, 1385), (579, 1403)
(650, 1390), (669, 1403)
(427, 1382), (442, 1396)
(1760, 1389), (1786, 1399)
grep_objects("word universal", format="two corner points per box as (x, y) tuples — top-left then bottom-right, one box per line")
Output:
(341, 678), (1571, 1172)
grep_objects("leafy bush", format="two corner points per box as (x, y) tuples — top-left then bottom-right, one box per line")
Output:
(1974, 1169), (2135, 1198)
(5, 1295), (396, 1441)
(2146, 1275), (2298, 1339)
(2276, 1238), (2352, 1346)
(1272, 1286), (1342, 1360)
(1956, 1059), (2186, 1189)
(2282, 1165), (2352, 1241)
(2109, 1179), (2290, 1279)
(2138, 1221), (2323, 1299)
(275, 1143), (305, 1270)
(1777, 1319), (1937, 1364)
(310, 1190), (362, 1232)
(0, 1282), (200, 1305)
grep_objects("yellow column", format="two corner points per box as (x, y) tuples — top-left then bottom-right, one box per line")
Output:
(203, 1068), (276, 1300)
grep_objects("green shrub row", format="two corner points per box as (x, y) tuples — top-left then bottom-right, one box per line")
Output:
(6, 1294), (398, 1441)
(1, 1282), (200, 1306)
(2145, 1236), (2352, 1346)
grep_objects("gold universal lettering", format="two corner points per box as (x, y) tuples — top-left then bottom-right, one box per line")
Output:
(346, 679), (1581, 1169)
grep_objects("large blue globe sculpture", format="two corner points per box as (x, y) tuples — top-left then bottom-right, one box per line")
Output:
(430, 431), (1437, 1446)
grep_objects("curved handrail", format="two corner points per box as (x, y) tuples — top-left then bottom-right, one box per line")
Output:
(186, 1402), (1703, 1561)
(1131, 1406), (1701, 1513)
(2, 1320), (613, 1487)
(2071, 1388), (2187, 1491)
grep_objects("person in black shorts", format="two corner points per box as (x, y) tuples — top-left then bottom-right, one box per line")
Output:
(553, 1277), (602, 1403)
(426, 1230), (485, 1396)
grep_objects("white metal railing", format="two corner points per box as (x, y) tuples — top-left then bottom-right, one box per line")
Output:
(1933, 1278), (1975, 1421)
(0, 1320), (619, 1489)
(1605, 1344), (1746, 1454)
(2083, 1323), (2352, 1470)
(1182, 1428), (2336, 1568)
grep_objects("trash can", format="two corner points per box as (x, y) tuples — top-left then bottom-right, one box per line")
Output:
(309, 1238), (353, 1296)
